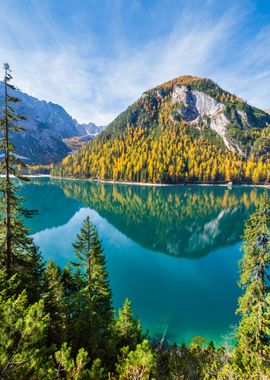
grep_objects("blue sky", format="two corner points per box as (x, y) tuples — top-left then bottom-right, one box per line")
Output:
(0, 0), (270, 124)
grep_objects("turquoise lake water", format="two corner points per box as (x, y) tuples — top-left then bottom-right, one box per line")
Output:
(20, 178), (269, 346)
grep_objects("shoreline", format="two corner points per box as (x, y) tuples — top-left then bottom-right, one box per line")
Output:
(2, 174), (270, 188)
(48, 175), (270, 188)
(0, 174), (51, 178)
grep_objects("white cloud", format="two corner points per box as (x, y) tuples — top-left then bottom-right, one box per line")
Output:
(0, 0), (269, 125)
(214, 25), (270, 108)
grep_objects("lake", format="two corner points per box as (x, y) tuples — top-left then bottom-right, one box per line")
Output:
(20, 178), (269, 346)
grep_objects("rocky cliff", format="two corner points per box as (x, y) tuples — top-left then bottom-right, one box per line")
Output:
(0, 82), (103, 164)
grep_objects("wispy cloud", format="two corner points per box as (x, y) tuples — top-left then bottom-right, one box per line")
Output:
(0, 0), (269, 124)
(215, 25), (270, 107)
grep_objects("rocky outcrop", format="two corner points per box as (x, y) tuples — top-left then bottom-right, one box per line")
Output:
(171, 85), (246, 152)
(0, 82), (104, 164)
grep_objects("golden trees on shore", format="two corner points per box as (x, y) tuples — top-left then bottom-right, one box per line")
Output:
(52, 121), (270, 184)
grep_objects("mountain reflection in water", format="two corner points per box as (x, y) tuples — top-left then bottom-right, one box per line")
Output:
(19, 178), (269, 344)
(26, 178), (266, 259)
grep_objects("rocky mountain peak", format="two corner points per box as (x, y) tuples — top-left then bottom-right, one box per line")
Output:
(0, 82), (104, 164)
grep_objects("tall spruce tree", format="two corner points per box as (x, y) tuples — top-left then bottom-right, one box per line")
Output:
(71, 217), (113, 359)
(234, 198), (270, 377)
(91, 227), (114, 334)
(0, 63), (32, 278)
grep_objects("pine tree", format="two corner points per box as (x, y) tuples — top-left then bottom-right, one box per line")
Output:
(0, 63), (33, 279)
(70, 217), (113, 359)
(43, 260), (66, 348)
(0, 271), (50, 379)
(115, 298), (142, 351)
(69, 217), (95, 353)
(23, 243), (45, 304)
(54, 342), (90, 380)
(116, 340), (156, 380)
(72, 216), (95, 295)
(62, 265), (81, 299)
(91, 227), (114, 338)
(234, 198), (270, 376)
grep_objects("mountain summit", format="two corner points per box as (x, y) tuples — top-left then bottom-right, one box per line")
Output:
(54, 75), (270, 183)
(152, 75), (269, 153)
(103, 75), (269, 153)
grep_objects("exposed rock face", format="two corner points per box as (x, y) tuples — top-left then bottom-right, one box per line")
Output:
(172, 85), (245, 152)
(172, 86), (199, 120)
(237, 110), (248, 125)
(0, 82), (104, 164)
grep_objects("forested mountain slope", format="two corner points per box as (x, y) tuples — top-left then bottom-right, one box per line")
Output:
(52, 76), (270, 183)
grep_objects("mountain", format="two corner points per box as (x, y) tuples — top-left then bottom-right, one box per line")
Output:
(76, 122), (106, 137)
(53, 75), (270, 183)
(0, 82), (103, 164)
(63, 122), (106, 152)
(266, 109), (270, 115)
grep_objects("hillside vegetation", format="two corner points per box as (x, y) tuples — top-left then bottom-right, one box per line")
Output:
(52, 76), (270, 183)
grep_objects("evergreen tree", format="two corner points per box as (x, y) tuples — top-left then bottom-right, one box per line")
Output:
(0, 271), (50, 379)
(72, 216), (94, 282)
(0, 63), (38, 284)
(23, 243), (45, 304)
(70, 217), (113, 359)
(115, 298), (143, 351)
(62, 265), (81, 299)
(0, 63), (32, 278)
(91, 227), (114, 339)
(115, 340), (156, 380)
(234, 198), (270, 376)
(69, 217), (95, 353)
(54, 342), (90, 380)
(43, 260), (66, 348)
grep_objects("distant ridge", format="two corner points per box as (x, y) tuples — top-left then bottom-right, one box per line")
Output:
(0, 82), (104, 164)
